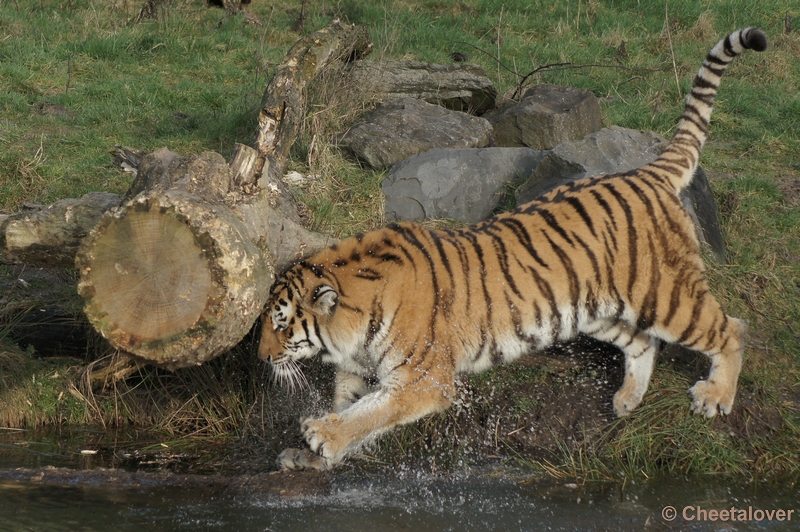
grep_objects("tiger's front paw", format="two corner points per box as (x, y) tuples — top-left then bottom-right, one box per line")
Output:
(302, 414), (346, 462)
(276, 447), (332, 471)
(689, 379), (735, 418)
(612, 388), (640, 417)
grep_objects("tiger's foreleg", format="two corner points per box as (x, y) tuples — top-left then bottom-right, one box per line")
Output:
(275, 371), (372, 471)
(333, 370), (369, 413)
(281, 367), (455, 470)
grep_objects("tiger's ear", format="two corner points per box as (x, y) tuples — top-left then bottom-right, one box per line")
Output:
(312, 285), (338, 316)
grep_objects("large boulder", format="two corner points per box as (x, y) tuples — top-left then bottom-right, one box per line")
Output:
(346, 61), (497, 114)
(515, 126), (726, 261)
(515, 126), (667, 203)
(486, 85), (603, 150)
(383, 147), (545, 223)
(338, 98), (493, 170)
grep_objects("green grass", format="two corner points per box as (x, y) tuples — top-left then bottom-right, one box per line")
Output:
(1, 0), (799, 480)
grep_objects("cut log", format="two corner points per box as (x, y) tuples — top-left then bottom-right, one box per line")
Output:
(72, 21), (371, 370)
(0, 193), (120, 268)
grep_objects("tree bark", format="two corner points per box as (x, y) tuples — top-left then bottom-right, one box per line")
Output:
(71, 21), (371, 370)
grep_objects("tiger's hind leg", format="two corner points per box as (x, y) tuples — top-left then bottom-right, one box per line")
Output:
(687, 315), (745, 418)
(658, 292), (746, 418)
(586, 320), (659, 417)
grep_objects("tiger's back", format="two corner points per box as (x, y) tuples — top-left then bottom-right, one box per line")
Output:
(260, 28), (767, 470)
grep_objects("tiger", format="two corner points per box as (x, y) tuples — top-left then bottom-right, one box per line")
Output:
(259, 28), (768, 471)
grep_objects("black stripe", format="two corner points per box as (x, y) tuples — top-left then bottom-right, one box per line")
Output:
(602, 182), (638, 301)
(309, 264), (324, 278)
(636, 233), (659, 331)
(678, 113), (710, 138)
(589, 189), (618, 231)
(449, 234), (473, 312)
(355, 268), (382, 281)
(662, 265), (687, 328)
(573, 232), (602, 287)
(639, 167), (673, 186)
(703, 63), (726, 77)
(689, 89), (715, 106)
(391, 225), (440, 330)
(650, 158), (691, 173)
(538, 207), (575, 246)
(564, 196), (598, 239)
(496, 216), (550, 269)
(527, 265), (561, 342)
(603, 220), (619, 252)
(723, 35), (736, 57)
(377, 252), (403, 264)
(693, 76), (718, 91)
(429, 230), (455, 315)
(505, 292), (527, 341)
(364, 296), (383, 348)
(572, 232), (602, 320)
(676, 290), (709, 344)
(462, 231), (493, 333)
(704, 53), (727, 66)
(542, 231), (580, 330)
(683, 100), (711, 122)
(485, 227), (524, 298)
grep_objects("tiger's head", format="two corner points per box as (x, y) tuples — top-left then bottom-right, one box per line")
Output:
(258, 270), (339, 389)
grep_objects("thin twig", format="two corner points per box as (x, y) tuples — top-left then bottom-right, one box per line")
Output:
(450, 40), (663, 100)
(664, 0), (681, 97)
(66, 53), (72, 94)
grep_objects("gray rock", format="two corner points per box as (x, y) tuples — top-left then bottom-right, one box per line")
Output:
(485, 85), (603, 150)
(516, 126), (667, 203)
(515, 126), (725, 261)
(681, 167), (726, 261)
(346, 61), (497, 113)
(383, 147), (546, 223)
(338, 98), (493, 170)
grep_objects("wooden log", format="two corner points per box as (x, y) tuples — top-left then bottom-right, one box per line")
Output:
(73, 21), (370, 370)
(255, 19), (372, 179)
(0, 193), (120, 268)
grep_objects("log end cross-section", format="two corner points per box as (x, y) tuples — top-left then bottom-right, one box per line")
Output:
(76, 189), (272, 370)
(87, 209), (213, 342)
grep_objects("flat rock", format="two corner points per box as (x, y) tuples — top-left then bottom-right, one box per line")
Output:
(346, 60), (497, 113)
(338, 98), (493, 170)
(383, 147), (546, 223)
(515, 126), (725, 261)
(486, 85), (603, 150)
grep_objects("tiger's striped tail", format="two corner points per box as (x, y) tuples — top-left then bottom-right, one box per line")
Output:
(650, 28), (767, 193)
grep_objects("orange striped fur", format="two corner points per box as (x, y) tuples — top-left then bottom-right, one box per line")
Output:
(260, 28), (768, 470)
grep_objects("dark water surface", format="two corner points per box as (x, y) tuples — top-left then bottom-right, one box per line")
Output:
(0, 429), (796, 531)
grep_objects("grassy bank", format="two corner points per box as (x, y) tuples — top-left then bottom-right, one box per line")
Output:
(1, 0), (798, 480)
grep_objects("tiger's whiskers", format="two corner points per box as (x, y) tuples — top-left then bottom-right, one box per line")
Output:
(271, 358), (309, 394)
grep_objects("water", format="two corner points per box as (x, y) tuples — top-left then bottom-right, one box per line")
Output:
(0, 430), (797, 531)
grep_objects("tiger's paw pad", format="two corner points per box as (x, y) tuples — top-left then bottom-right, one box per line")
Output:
(688, 380), (734, 418)
(612, 389), (644, 418)
(301, 414), (344, 459)
(276, 447), (331, 471)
